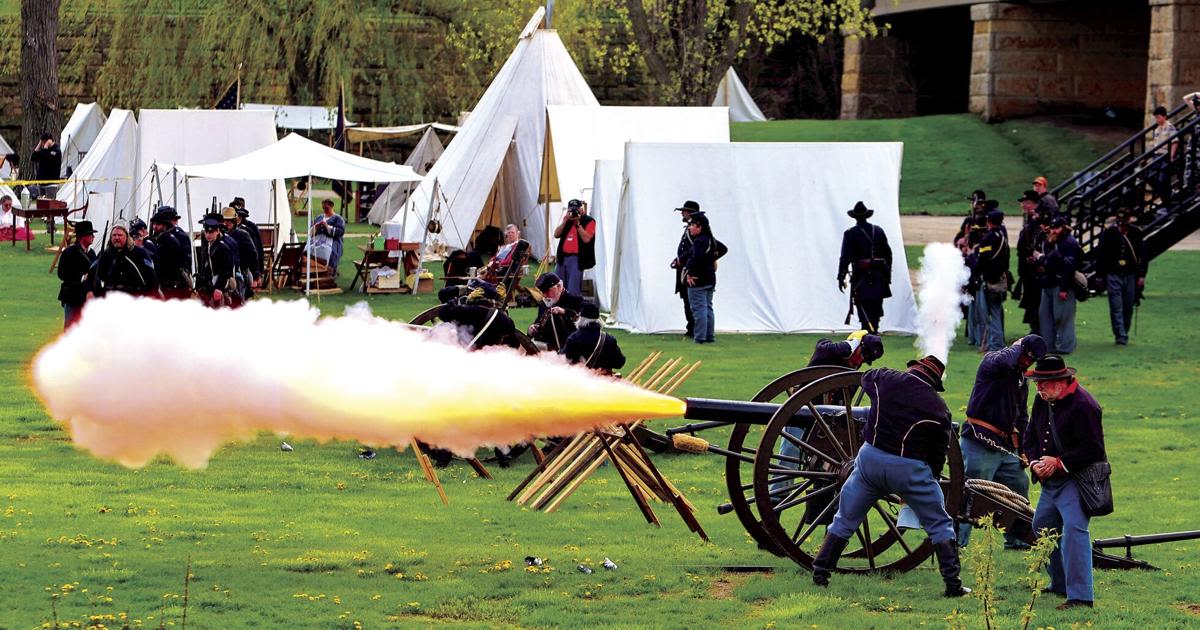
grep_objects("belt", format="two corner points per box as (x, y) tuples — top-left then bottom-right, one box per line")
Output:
(965, 418), (1019, 448)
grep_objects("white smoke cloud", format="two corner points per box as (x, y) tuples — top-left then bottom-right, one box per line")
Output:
(31, 295), (682, 469)
(913, 243), (971, 364)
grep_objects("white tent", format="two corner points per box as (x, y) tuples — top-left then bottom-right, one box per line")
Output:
(386, 8), (598, 256)
(0, 131), (14, 179)
(136, 109), (287, 231)
(367, 126), (445, 225)
(243, 103), (354, 131)
(57, 109), (139, 233)
(346, 122), (460, 144)
(589, 159), (624, 311)
(712, 68), (767, 123)
(610, 142), (915, 334)
(60, 103), (109, 177)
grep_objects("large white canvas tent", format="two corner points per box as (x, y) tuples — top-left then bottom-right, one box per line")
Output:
(136, 109), (287, 231)
(367, 126), (445, 225)
(386, 8), (598, 256)
(60, 102), (108, 176)
(589, 159), (624, 311)
(0, 131), (15, 179)
(712, 68), (767, 123)
(57, 108), (139, 236)
(610, 142), (915, 334)
(243, 103), (353, 131)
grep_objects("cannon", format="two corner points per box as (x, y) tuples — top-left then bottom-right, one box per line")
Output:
(659, 367), (1180, 573)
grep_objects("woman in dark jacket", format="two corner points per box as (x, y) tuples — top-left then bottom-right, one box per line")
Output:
(684, 213), (727, 344)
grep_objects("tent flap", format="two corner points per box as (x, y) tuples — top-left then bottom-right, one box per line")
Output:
(178, 133), (422, 183)
(712, 68), (767, 123)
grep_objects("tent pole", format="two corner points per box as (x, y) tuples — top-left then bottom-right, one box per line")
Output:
(413, 178), (439, 294)
(184, 176), (196, 277)
(305, 174), (312, 295)
(541, 111), (552, 262)
(172, 167), (178, 209)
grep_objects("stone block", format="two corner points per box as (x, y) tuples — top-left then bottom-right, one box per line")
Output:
(992, 51), (1059, 73)
(1078, 33), (1150, 54)
(1040, 76), (1075, 99)
(1076, 77), (1147, 106)
(1148, 32), (1172, 60)
(989, 19), (1065, 38)
(996, 34), (1077, 52)
(1058, 53), (1148, 77)
(991, 95), (1037, 119)
(1182, 6), (1200, 32)
(842, 51), (860, 75)
(1181, 59), (1200, 84)
(995, 75), (1041, 96)
(971, 51), (990, 75)
(973, 3), (1038, 22)
(974, 21), (991, 36)
(969, 95), (989, 116)
(973, 34), (993, 55)
(1147, 58), (1175, 84)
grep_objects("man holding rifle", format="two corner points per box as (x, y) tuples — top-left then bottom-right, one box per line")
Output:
(837, 201), (893, 333)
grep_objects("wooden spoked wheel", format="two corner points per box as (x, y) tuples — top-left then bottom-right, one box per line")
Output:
(722, 366), (854, 556)
(408, 305), (540, 355)
(751, 372), (964, 574)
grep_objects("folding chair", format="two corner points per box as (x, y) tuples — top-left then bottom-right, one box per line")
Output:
(349, 248), (396, 292)
(272, 242), (306, 290)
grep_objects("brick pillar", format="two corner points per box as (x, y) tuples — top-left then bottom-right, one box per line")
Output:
(1146, 0), (1200, 119)
(839, 33), (916, 120)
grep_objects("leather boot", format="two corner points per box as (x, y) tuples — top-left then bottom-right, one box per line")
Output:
(934, 540), (972, 597)
(811, 534), (850, 587)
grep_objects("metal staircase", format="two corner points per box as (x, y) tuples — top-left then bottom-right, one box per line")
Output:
(1052, 100), (1200, 267)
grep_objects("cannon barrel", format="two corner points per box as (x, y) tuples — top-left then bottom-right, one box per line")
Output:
(1093, 530), (1200, 549)
(680, 397), (871, 429)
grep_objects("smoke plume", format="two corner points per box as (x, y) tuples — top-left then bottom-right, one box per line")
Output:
(32, 295), (684, 469)
(913, 243), (971, 363)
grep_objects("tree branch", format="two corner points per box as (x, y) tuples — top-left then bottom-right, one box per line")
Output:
(622, 0), (673, 92)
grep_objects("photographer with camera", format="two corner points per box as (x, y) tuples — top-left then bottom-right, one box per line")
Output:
(29, 132), (62, 199)
(553, 199), (596, 296)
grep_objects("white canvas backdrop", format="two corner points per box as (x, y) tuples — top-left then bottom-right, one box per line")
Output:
(712, 68), (767, 123)
(60, 102), (108, 176)
(57, 109), (139, 221)
(611, 142), (915, 334)
(137, 109), (287, 230)
(589, 159), (624, 311)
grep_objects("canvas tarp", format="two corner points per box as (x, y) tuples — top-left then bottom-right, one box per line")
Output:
(179, 132), (422, 183)
(137, 109), (288, 231)
(589, 159), (624, 311)
(367, 127), (445, 225)
(60, 102), (108, 177)
(243, 103), (354, 130)
(610, 142), (915, 334)
(347, 123), (460, 144)
(712, 68), (767, 123)
(386, 8), (599, 256)
(57, 108), (139, 223)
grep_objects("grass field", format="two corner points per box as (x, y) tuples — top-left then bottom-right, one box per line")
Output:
(2, 234), (1198, 629)
(732, 115), (1115, 216)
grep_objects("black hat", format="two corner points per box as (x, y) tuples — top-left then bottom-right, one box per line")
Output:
(847, 201), (874, 219)
(438, 285), (464, 304)
(128, 218), (148, 234)
(230, 197), (246, 208)
(200, 213), (223, 229)
(983, 199), (1000, 211)
(1025, 354), (1076, 381)
(688, 213), (710, 229)
(1019, 190), (1040, 204)
(986, 209), (1004, 224)
(1048, 215), (1070, 229)
(536, 272), (562, 293)
(235, 207), (250, 218)
(906, 355), (946, 392)
(861, 334), (884, 364)
(1018, 334), (1048, 362)
(579, 302), (600, 319)
(968, 189), (987, 203)
(465, 279), (502, 304)
(151, 206), (179, 224)
(674, 200), (701, 213)
(73, 220), (97, 237)
(567, 199), (583, 209)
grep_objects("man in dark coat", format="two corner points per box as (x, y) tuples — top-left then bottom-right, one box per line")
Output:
(528, 272), (582, 352)
(1035, 216), (1083, 354)
(837, 201), (893, 334)
(808, 331), (884, 370)
(1022, 355), (1105, 609)
(1015, 191), (1046, 335)
(684, 212), (727, 344)
(230, 197), (265, 275)
(670, 200), (702, 339)
(30, 132), (63, 198)
(1032, 176), (1060, 218)
(958, 334), (1047, 549)
(1096, 210), (1147, 345)
(560, 302), (625, 375)
(812, 356), (969, 597)
(149, 208), (192, 300)
(196, 214), (237, 308)
(221, 207), (259, 298)
(437, 281), (520, 350)
(968, 209), (1010, 352)
(57, 220), (97, 328)
(90, 223), (158, 298)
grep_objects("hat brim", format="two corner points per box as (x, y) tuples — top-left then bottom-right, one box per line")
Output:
(847, 210), (875, 219)
(1025, 367), (1076, 381)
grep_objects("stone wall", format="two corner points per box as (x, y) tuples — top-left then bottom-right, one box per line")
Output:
(969, 2), (1150, 121)
(1146, 0), (1200, 120)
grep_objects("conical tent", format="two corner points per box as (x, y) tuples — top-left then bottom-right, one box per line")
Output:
(386, 8), (599, 256)
(60, 103), (109, 177)
(0, 132), (14, 179)
(367, 126), (445, 225)
(56, 108), (139, 232)
(712, 68), (767, 123)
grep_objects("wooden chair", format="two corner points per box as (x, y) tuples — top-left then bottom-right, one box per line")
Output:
(258, 224), (279, 293)
(349, 248), (403, 293)
(272, 242), (306, 290)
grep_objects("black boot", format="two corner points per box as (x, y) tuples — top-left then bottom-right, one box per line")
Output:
(811, 534), (850, 587)
(934, 540), (972, 597)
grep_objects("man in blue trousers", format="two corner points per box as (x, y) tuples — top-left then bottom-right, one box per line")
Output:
(1023, 355), (1106, 610)
(811, 356), (970, 597)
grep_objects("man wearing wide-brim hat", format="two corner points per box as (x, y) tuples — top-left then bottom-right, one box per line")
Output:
(836, 201), (893, 333)
(669, 200), (704, 339)
(1021, 355), (1106, 609)
(57, 220), (98, 328)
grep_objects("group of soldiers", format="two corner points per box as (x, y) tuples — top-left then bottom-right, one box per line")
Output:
(805, 331), (1105, 610)
(55, 200), (266, 327)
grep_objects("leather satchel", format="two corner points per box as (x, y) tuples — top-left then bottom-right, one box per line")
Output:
(1048, 407), (1113, 517)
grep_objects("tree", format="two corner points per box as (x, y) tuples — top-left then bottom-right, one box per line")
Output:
(20, 0), (63, 177)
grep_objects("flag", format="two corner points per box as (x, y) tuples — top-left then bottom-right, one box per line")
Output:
(213, 76), (240, 110)
(334, 82), (347, 152)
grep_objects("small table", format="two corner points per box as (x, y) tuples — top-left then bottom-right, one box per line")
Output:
(13, 200), (70, 251)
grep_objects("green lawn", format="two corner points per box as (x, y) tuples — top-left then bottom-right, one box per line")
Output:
(733, 115), (1115, 216)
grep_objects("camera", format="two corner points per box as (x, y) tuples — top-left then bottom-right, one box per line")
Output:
(568, 208), (580, 219)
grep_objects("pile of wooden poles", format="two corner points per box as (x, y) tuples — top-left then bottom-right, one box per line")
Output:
(507, 352), (708, 541)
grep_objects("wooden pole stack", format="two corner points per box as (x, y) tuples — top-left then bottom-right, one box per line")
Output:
(508, 353), (708, 541)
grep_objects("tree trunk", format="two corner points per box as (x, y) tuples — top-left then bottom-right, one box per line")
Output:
(20, 0), (62, 177)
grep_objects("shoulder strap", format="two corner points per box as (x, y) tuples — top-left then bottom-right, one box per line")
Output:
(585, 332), (607, 369)
(1121, 232), (1139, 265)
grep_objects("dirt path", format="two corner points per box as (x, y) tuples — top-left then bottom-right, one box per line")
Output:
(900, 215), (1200, 251)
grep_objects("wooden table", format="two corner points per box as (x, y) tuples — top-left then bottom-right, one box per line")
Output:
(13, 200), (70, 251)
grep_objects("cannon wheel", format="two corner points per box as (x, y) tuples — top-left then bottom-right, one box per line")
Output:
(408, 305), (540, 355)
(723, 366), (854, 557)
(752, 372), (964, 574)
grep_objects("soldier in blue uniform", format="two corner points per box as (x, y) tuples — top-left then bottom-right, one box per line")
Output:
(90, 222), (158, 298)
(837, 201), (893, 334)
(808, 331), (884, 370)
(57, 220), (98, 328)
(437, 280), (520, 350)
(196, 214), (237, 308)
(560, 302), (625, 375)
(230, 198), (265, 276)
(958, 334), (1046, 549)
(149, 208), (193, 300)
(222, 207), (260, 298)
(1034, 216), (1083, 354)
(528, 272), (582, 351)
(812, 356), (970, 598)
(669, 201), (702, 338)
(1022, 355), (1106, 609)
(968, 209), (1011, 352)
(1096, 210), (1147, 345)
(1014, 191), (1046, 336)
